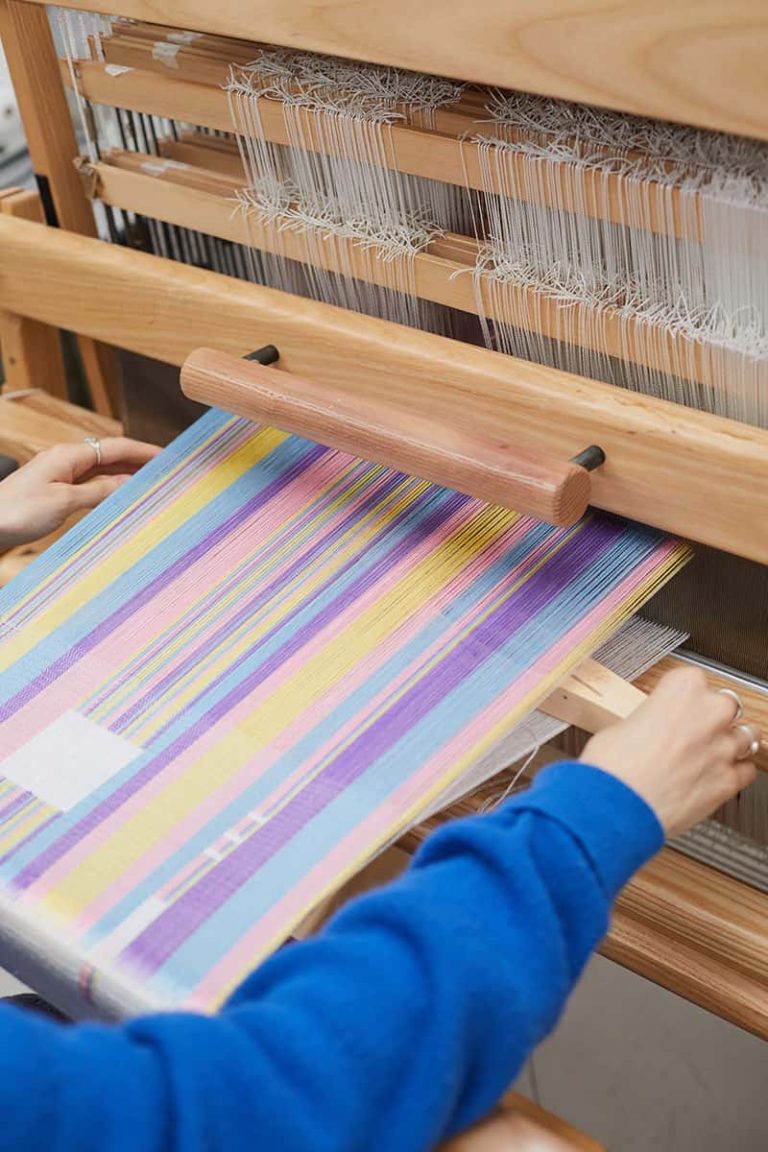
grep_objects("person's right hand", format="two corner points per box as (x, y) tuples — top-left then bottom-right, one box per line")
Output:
(581, 667), (760, 838)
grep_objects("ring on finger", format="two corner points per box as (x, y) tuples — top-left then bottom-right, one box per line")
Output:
(733, 723), (760, 762)
(717, 687), (743, 721)
(83, 436), (102, 467)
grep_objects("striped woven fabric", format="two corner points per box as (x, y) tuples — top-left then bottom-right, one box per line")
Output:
(0, 410), (687, 1016)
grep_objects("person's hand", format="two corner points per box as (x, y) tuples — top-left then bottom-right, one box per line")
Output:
(581, 667), (760, 838)
(0, 437), (160, 549)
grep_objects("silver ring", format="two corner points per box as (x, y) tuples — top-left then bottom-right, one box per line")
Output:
(717, 687), (743, 721)
(734, 724), (760, 761)
(83, 436), (102, 467)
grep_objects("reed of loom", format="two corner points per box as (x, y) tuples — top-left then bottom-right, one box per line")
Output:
(0, 1), (767, 1138)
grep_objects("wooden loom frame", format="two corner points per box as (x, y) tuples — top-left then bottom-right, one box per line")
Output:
(2, 214), (768, 1044)
(1, 0), (767, 1073)
(14, 0), (768, 139)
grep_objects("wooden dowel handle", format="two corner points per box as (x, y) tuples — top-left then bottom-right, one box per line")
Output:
(180, 348), (592, 525)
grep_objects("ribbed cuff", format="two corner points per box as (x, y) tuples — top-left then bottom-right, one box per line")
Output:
(508, 761), (664, 900)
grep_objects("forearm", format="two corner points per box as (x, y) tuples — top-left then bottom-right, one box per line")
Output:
(0, 762), (662, 1152)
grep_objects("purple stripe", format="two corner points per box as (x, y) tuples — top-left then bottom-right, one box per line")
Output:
(10, 487), (470, 891)
(8, 420), (248, 628)
(0, 814), (58, 872)
(84, 450), (375, 717)
(0, 793), (34, 826)
(0, 442), (328, 726)
(121, 519), (621, 974)
(109, 468), (411, 734)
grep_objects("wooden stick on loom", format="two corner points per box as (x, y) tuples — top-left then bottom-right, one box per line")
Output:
(59, 22), (768, 430)
(81, 152), (741, 394)
(2, 215), (767, 564)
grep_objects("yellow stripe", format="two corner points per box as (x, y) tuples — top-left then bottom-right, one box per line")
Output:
(0, 806), (54, 856)
(0, 427), (286, 674)
(105, 465), (410, 734)
(129, 475), (426, 742)
(43, 504), (515, 917)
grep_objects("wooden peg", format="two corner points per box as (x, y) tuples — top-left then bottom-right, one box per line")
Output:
(539, 658), (646, 732)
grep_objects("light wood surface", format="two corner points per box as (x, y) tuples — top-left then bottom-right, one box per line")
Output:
(440, 1091), (604, 1152)
(88, 156), (738, 392)
(0, 389), (121, 463)
(606, 847), (768, 1040)
(26, 0), (768, 140)
(0, 0), (116, 414)
(181, 347), (593, 526)
(404, 784), (768, 1041)
(0, 189), (68, 399)
(540, 657), (646, 734)
(2, 216), (767, 563)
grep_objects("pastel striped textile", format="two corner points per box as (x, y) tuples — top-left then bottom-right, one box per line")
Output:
(0, 410), (687, 1017)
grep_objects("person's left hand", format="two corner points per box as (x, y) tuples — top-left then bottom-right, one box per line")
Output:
(0, 437), (160, 549)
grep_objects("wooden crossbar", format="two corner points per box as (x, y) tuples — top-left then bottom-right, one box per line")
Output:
(84, 151), (748, 396)
(23, 0), (768, 140)
(67, 57), (702, 242)
(1, 214), (767, 564)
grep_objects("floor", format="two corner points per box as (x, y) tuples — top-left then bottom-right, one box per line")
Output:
(518, 954), (768, 1150)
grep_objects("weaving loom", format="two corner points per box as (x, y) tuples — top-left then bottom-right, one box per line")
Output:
(0, 1), (767, 1146)
(0, 410), (686, 1016)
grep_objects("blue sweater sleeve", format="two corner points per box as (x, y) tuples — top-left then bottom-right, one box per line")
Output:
(0, 762), (662, 1152)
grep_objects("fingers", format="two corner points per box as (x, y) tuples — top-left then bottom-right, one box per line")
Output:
(732, 760), (758, 793)
(62, 474), (128, 514)
(732, 723), (761, 761)
(87, 438), (160, 475)
(712, 756), (757, 809)
(29, 439), (160, 483)
(653, 668), (753, 739)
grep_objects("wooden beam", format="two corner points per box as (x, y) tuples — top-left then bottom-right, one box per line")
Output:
(403, 786), (768, 1041)
(182, 347), (596, 526)
(68, 59), (701, 242)
(0, 190), (68, 399)
(440, 1090), (604, 1151)
(25, 0), (768, 141)
(0, 389), (121, 463)
(1, 214), (766, 563)
(88, 156), (737, 391)
(0, 0), (116, 414)
(604, 848), (768, 1041)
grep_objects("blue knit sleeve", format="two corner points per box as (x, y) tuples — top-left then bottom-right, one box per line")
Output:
(0, 762), (662, 1151)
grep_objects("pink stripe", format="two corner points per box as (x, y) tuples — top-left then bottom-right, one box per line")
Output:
(8, 421), (251, 631)
(72, 499), (498, 925)
(93, 452), (372, 728)
(189, 552), (672, 1006)
(1, 451), (365, 763)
